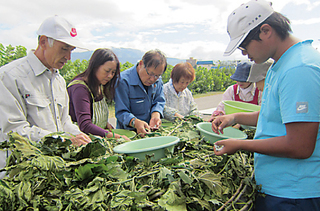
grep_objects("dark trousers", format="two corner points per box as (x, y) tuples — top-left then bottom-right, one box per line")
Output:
(255, 194), (320, 211)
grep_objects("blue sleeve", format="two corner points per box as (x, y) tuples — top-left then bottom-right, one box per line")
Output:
(279, 66), (320, 123)
(114, 78), (135, 128)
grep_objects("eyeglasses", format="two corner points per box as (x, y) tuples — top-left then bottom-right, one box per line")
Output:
(145, 66), (162, 79)
(237, 46), (247, 52)
(237, 29), (261, 52)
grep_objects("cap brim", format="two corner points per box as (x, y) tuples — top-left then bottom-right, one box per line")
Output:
(223, 32), (249, 56)
(230, 75), (246, 82)
(56, 38), (89, 51)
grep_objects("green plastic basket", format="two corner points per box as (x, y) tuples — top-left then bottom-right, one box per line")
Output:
(223, 100), (260, 115)
(196, 122), (247, 144)
(113, 136), (179, 161)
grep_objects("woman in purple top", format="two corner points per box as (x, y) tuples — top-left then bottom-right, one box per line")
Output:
(68, 48), (129, 140)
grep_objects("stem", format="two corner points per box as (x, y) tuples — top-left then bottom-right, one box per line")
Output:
(239, 199), (253, 211)
(217, 157), (232, 175)
(227, 171), (255, 210)
(167, 121), (183, 136)
(33, 178), (46, 192)
(239, 151), (246, 165)
(131, 176), (136, 192)
(149, 190), (165, 201)
(228, 182), (248, 210)
(105, 139), (114, 154)
(217, 179), (244, 211)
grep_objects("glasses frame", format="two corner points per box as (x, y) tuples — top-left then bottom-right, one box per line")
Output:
(237, 29), (261, 52)
(145, 65), (162, 79)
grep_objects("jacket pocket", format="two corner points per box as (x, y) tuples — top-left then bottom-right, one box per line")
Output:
(129, 97), (146, 115)
(25, 95), (51, 126)
(25, 95), (51, 108)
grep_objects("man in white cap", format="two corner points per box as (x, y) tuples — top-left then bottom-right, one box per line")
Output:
(212, 0), (320, 210)
(0, 16), (91, 178)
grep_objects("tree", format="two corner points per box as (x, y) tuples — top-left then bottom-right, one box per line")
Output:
(0, 43), (27, 67)
(160, 64), (173, 84)
(121, 61), (134, 72)
(61, 59), (89, 85)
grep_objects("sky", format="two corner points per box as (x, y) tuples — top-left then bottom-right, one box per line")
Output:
(1, 0), (320, 61)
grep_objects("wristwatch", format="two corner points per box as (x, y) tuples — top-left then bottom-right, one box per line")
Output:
(131, 118), (137, 128)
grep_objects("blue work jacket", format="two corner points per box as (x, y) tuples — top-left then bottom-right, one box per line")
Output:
(114, 65), (165, 130)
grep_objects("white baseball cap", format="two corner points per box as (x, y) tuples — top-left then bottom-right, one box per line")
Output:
(224, 0), (274, 56)
(37, 15), (87, 50)
(247, 59), (273, 82)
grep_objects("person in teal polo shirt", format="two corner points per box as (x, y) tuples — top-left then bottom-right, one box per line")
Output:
(212, 0), (320, 210)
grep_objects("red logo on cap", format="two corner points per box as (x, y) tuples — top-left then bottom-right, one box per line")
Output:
(70, 28), (77, 37)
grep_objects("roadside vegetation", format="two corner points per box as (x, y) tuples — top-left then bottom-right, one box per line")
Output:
(61, 58), (236, 94)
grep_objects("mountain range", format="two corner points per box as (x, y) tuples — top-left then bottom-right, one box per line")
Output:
(71, 47), (185, 66)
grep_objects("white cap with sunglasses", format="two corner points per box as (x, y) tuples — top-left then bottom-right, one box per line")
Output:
(224, 0), (274, 56)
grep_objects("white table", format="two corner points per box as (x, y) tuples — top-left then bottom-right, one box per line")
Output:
(198, 107), (216, 115)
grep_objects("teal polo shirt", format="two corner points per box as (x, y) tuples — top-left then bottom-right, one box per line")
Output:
(254, 40), (320, 198)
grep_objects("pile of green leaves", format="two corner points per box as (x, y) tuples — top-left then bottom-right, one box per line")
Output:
(0, 117), (258, 211)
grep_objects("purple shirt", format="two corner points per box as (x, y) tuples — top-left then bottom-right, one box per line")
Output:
(68, 82), (109, 137)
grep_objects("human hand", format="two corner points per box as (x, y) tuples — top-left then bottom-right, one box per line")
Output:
(106, 122), (114, 130)
(214, 139), (241, 156)
(211, 114), (236, 135)
(135, 119), (150, 137)
(149, 117), (161, 130)
(208, 110), (225, 122)
(70, 133), (91, 146)
(114, 134), (130, 141)
(174, 113), (184, 119)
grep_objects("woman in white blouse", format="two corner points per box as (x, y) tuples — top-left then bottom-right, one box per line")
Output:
(163, 62), (199, 121)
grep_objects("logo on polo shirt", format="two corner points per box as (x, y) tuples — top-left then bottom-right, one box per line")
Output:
(296, 102), (308, 113)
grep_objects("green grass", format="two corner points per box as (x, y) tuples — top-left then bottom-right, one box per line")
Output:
(193, 91), (224, 99)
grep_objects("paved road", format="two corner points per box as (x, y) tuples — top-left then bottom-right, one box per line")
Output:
(194, 93), (223, 110)
(109, 93), (223, 126)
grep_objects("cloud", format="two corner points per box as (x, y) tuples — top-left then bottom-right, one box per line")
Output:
(292, 17), (320, 25)
(0, 0), (319, 60)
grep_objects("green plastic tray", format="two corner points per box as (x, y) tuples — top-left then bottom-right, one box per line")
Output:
(113, 136), (179, 161)
(196, 122), (247, 144)
(223, 100), (261, 115)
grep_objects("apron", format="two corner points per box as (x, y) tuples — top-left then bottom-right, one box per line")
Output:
(233, 84), (259, 105)
(68, 80), (109, 129)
